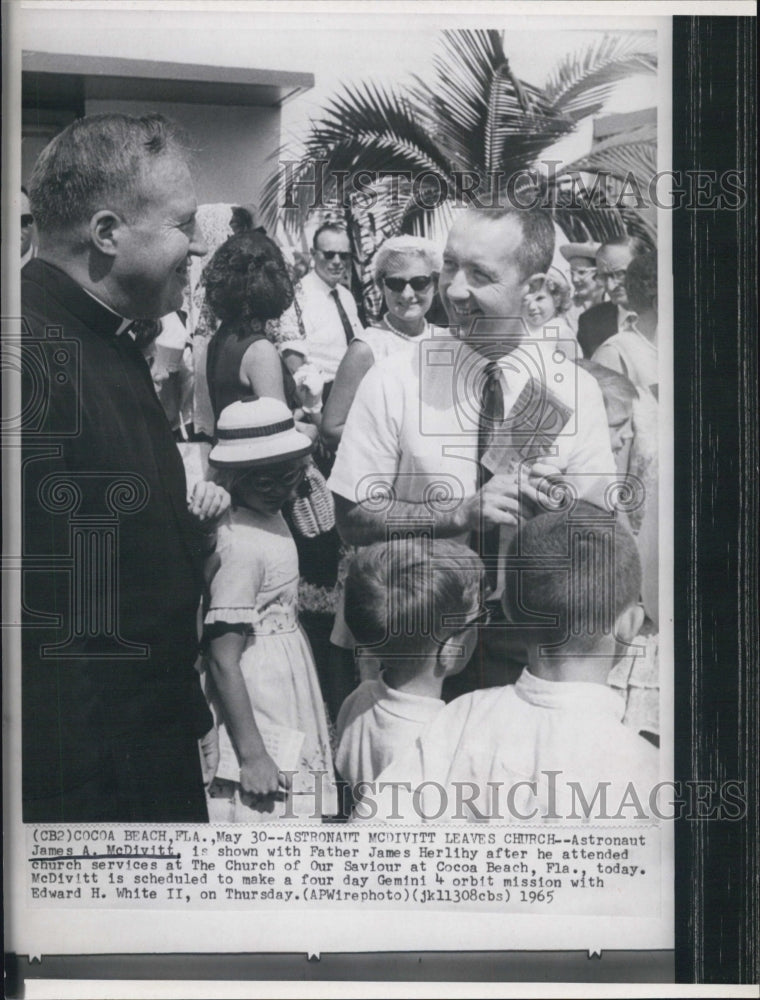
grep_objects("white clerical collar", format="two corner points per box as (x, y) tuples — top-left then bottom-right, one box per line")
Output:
(81, 287), (132, 336)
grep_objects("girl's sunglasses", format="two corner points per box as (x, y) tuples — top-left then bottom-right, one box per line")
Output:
(238, 464), (306, 494)
(383, 275), (434, 293)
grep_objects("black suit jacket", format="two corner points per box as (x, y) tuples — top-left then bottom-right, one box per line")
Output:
(21, 259), (212, 821)
(577, 301), (619, 359)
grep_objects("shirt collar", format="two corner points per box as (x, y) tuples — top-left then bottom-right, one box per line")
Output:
(618, 305), (638, 331)
(81, 287), (132, 336)
(308, 269), (343, 296)
(514, 666), (625, 720)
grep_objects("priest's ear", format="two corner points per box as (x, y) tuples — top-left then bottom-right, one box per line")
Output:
(89, 210), (125, 256)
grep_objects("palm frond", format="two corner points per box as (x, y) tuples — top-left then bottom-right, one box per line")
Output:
(544, 33), (657, 121)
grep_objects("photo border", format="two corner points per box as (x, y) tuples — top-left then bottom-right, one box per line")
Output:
(2, 7), (757, 995)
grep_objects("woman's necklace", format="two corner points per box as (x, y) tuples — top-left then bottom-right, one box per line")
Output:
(382, 313), (426, 340)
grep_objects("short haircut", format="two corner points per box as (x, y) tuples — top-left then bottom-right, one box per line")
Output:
(505, 502), (642, 655)
(344, 538), (483, 664)
(597, 234), (650, 258)
(203, 230), (294, 322)
(312, 222), (349, 250)
(28, 113), (185, 234)
(373, 235), (443, 286)
(576, 359), (638, 412)
(468, 206), (555, 281)
(625, 251), (658, 314)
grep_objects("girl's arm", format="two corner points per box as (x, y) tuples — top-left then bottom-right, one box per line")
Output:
(239, 338), (287, 403)
(321, 339), (374, 449)
(206, 624), (285, 798)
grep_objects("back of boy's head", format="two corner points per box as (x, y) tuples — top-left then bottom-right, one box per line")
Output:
(345, 538), (483, 666)
(506, 502), (641, 655)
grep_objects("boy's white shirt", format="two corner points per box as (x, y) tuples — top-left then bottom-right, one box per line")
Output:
(364, 668), (659, 823)
(336, 676), (445, 787)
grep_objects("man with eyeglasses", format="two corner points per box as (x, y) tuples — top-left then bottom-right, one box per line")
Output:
(20, 186), (36, 266)
(576, 235), (649, 359)
(296, 222), (364, 394)
(559, 240), (602, 330)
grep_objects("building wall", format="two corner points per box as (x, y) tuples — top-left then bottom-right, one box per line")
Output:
(84, 99), (280, 210)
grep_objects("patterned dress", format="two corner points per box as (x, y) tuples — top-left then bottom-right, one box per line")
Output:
(204, 506), (336, 820)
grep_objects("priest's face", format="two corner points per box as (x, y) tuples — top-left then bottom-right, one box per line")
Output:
(114, 155), (207, 318)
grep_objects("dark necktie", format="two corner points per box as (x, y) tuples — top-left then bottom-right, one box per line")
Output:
(330, 288), (355, 345)
(476, 362), (506, 590)
(477, 362), (505, 487)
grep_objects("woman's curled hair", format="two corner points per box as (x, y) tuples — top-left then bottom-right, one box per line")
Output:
(203, 230), (294, 323)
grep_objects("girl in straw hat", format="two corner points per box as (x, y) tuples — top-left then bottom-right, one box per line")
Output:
(203, 397), (335, 820)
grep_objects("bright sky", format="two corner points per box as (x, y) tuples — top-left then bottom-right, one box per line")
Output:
(19, 5), (662, 169)
(278, 25), (659, 168)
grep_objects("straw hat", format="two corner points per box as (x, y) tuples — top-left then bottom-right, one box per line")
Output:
(209, 397), (313, 469)
(559, 241), (601, 263)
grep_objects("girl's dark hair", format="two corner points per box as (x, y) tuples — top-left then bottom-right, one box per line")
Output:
(203, 231), (294, 323)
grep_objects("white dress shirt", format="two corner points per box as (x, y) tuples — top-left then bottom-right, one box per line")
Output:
(297, 270), (364, 380)
(329, 331), (616, 523)
(372, 667), (659, 822)
(336, 676), (445, 786)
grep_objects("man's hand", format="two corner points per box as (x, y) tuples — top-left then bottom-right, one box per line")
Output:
(522, 461), (567, 511)
(457, 473), (522, 532)
(188, 480), (231, 523)
(198, 727), (219, 787)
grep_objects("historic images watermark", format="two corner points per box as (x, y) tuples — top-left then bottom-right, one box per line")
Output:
(278, 159), (747, 213)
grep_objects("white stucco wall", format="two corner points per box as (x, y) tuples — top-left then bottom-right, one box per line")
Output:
(85, 99), (280, 209)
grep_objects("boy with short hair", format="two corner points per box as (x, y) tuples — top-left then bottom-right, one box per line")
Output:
(373, 504), (658, 821)
(336, 538), (484, 786)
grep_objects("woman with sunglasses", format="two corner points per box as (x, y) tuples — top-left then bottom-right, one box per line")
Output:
(321, 235), (443, 449)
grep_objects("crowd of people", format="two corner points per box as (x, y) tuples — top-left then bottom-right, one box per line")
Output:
(20, 112), (660, 824)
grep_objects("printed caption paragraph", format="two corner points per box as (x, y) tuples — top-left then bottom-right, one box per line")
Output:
(26, 825), (661, 916)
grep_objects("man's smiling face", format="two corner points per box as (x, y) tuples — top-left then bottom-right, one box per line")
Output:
(439, 212), (529, 354)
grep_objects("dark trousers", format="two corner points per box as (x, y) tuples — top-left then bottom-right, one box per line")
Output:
(23, 726), (208, 824)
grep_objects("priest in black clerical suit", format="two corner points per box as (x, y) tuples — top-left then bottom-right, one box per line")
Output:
(20, 113), (219, 822)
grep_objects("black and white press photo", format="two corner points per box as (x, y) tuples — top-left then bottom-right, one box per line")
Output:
(2, 1), (756, 995)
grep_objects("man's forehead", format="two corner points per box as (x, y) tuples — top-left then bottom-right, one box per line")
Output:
(138, 156), (196, 211)
(446, 212), (520, 260)
(316, 230), (349, 250)
(597, 243), (632, 265)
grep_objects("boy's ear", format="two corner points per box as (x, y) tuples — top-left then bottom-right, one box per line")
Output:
(89, 210), (124, 257)
(615, 602), (645, 645)
(435, 634), (474, 679)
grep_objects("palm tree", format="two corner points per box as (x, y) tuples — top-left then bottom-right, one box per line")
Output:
(261, 29), (657, 319)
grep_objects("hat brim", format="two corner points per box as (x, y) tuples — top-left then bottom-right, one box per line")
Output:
(209, 430), (313, 468)
(559, 243), (600, 262)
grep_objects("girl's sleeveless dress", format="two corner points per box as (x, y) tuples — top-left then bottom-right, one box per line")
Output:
(204, 506), (336, 821)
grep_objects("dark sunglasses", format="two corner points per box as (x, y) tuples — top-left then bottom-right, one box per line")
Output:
(21, 214), (34, 227)
(383, 275), (434, 293)
(317, 250), (351, 262)
(238, 464), (306, 493)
